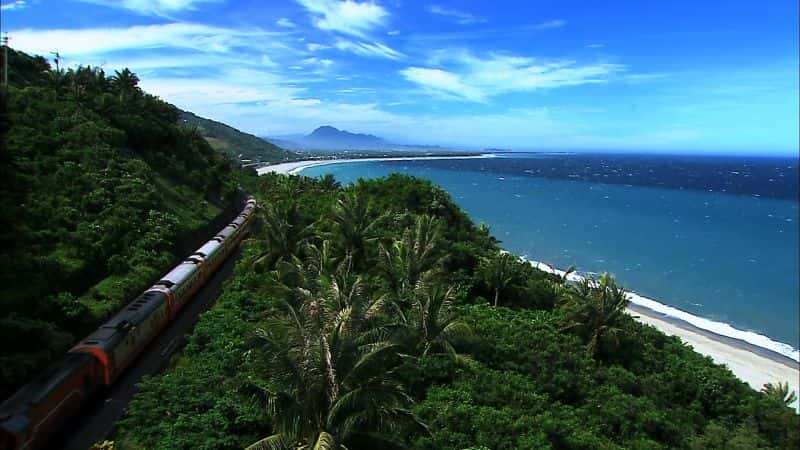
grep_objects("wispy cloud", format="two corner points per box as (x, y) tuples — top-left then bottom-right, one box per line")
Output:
(9, 22), (283, 56)
(427, 5), (486, 25)
(402, 51), (624, 101)
(302, 56), (334, 68)
(400, 67), (485, 101)
(306, 42), (330, 52)
(586, 43), (605, 48)
(276, 18), (297, 28)
(1, 0), (28, 10)
(295, 0), (388, 37)
(531, 19), (566, 30)
(76, 0), (221, 16)
(335, 39), (403, 60)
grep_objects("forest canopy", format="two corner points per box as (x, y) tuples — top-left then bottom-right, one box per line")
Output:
(118, 173), (799, 450)
(0, 49), (257, 399)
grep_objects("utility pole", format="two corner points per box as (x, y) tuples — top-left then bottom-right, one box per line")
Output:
(1, 33), (8, 86)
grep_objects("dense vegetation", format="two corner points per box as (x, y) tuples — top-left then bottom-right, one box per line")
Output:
(0, 49), (257, 399)
(118, 173), (798, 449)
(179, 110), (296, 164)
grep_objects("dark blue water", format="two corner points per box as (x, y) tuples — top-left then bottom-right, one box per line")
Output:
(302, 153), (799, 359)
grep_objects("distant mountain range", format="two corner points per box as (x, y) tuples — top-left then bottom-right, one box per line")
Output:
(267, 126), (406, 151)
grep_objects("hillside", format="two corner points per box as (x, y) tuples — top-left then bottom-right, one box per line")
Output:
(0, 48), (257, 399)
(179, 110), (296, 164)
(118, 173), (799, 449)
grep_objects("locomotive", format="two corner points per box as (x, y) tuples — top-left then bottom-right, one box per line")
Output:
(0, 198), (258, 450)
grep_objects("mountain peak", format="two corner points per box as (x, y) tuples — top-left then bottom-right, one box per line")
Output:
(304, 125), (388, 149)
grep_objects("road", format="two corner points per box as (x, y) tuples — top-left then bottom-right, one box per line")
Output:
(54, 247), (242, 450)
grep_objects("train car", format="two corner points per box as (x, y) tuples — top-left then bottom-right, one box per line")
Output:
(149, 260), (203, 318)
(0, 354), (102, 450)
(0, 198), (257, 449)
(69, 290), (171, 386)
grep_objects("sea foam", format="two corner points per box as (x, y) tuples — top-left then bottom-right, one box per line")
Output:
(525, 258), (800, 363)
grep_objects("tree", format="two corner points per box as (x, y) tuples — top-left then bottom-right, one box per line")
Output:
(478, 252), (520, 307)
(250, 202), (315, 271)
(762, 382), (798, 408)
(379, 215), (445, 306)
(408, 281), (473, 362)
(110, 68), (140, 102)
(248, 274), (424, 449)
(561, 273), (629, 358)
(327, 192), (384, 270)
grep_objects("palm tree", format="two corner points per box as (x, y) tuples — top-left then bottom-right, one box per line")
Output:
(561, 273), (629, 357)
(110, 68), (140, 102)
(318, 174), (341, 191)
(250, 202), (315, 271)
(478, 252), (520, 307)
(248, 271), (424, 449)
(379, 215), (445, 305)
(407, 281), (473, 363)
(762, 382), (798, 407)
(327, 192), (384, 270)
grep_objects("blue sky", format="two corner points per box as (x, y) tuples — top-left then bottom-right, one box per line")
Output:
(2, 0), (798, 154)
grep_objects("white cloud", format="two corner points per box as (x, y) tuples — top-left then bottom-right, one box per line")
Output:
(307, 42), (330, 52)
(586, 43), (605, 48)
(531, 19), (566, 30)
(387, 30), (400, 36)
(76, 0), (220, 16)
(276, 18), (297, 28)
(302, 57), (334, 67)
(334, 39), (403, 60)
(401, 51), (624, 101)
(428, 5), (486, 25)
(295, 0), (388, 37)
(400, 67), (485, 101)
(1, 0), (27, 11)
(9, 22), (282, 56)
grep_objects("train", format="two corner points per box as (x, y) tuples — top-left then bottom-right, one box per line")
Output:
(0, 197), (258, 450)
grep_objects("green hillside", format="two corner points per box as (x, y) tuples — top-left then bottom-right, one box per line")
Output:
(118, 174), (798, 449)
(0, 48), (257, 399)
(179, 110), (297, 164)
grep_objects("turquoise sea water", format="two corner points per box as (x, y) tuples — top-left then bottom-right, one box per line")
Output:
(301, 153), (799, 360)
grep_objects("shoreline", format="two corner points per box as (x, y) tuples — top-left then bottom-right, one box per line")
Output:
(259, 156), (799, 407)
(528, 260), (799, 408)
(256, 154), (494, 176)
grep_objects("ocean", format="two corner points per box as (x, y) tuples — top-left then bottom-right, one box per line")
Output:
(300, 153), (799, 361)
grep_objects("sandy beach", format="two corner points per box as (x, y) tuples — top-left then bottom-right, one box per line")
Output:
(528, 261), (799, 408)
(256, 154), (493, 176)
(259, 157), (799, 408)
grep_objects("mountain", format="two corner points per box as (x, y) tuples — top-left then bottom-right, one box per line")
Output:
(269, 125), (391, 150)
(306, 125), (389, 149)
(179, 110), (296, 163)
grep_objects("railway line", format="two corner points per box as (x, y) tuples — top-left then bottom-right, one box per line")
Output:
(0, 199), (257, 450)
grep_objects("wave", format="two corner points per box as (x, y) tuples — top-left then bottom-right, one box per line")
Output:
(523, 258), (800, 363)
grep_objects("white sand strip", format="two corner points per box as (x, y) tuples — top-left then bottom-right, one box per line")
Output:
(528, 260), (799, 408)
(257, 154), (494, 176)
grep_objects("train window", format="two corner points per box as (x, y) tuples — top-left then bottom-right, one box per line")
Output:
(157, 280), (175, 288)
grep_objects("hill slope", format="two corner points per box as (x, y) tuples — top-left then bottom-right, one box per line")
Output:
(118, 174), (799, 449)
(0, 49), (257, 399)
(179, 110), (296, 163)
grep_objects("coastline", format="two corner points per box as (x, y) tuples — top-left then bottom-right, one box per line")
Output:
(256, 154), (494, 176)
(529, 260), (799, 408)
(259, 157), (799, 408)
